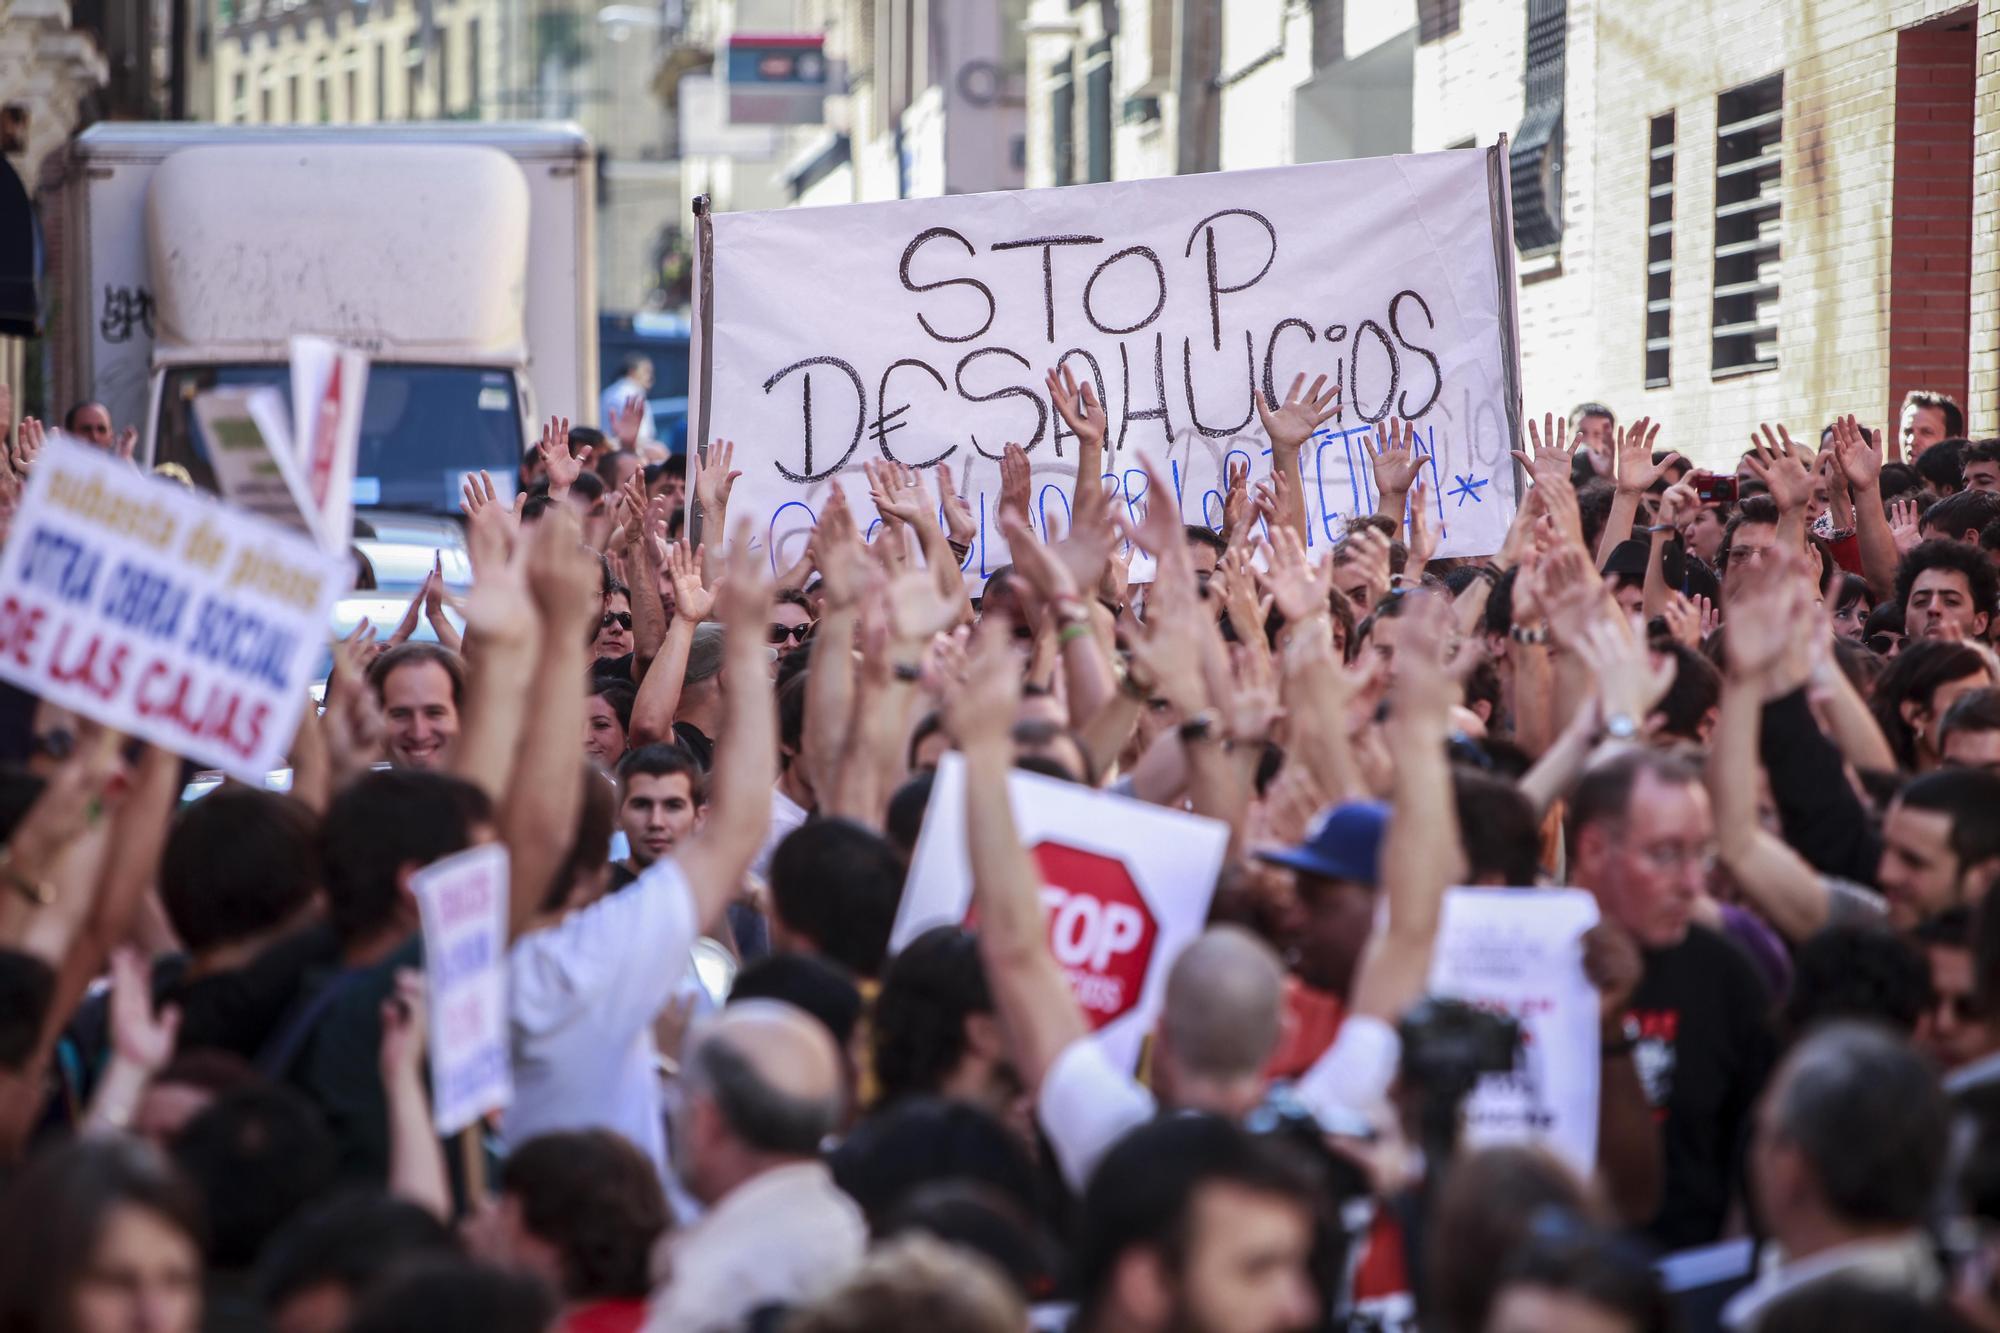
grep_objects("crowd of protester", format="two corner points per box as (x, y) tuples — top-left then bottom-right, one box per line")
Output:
(0, 370), (1999, 1333)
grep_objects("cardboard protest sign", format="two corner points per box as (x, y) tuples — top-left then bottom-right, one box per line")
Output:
(692, 146), (1522, 585)
(0, 438), (347, 781)
(1428, 887), (1603, 1172)
(192, 386), (315, 537)
(410, 843), (513, 1136)
(891, 752), (1228, 1072)
(289, 335), (368, 556)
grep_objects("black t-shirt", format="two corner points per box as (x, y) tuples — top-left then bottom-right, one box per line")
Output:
(1623, 924), (1777, 1252)
(674, 721), (714, 770)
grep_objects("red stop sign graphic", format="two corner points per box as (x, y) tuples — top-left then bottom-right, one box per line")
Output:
(1029, 841), (1158, 1028)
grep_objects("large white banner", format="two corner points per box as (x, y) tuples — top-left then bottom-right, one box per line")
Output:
(695, 147), (1522, 581)
(0, 439), (346, 781)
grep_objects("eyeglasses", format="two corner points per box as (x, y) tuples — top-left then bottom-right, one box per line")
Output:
(600, 612), (632, 631)
(1726, 546), (1768, 564)
(767, 622), (812, 645)
(1629, 842), (1718, 874)
(1866, 632), (1905, 655)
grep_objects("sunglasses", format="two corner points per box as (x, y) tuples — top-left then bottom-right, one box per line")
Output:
(1865, 632), (1903, 655)
(600, 612), (633, 631)
(767, 622), (812, 645)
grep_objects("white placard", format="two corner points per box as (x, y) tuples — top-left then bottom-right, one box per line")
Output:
(695, 147), (1521, 585)
(0, 438), (346, 781)
(891, 752), (1229, 1072)
(192, 386), (314, 537)
(410, 842), (513, 1137)
(289, 335), (368, 555)
(1428, 887), (1603, 1173)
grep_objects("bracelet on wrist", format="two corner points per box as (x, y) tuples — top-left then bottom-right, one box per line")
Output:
(1509, 623), (1550, 646)
(1057, 622), (1093, 646)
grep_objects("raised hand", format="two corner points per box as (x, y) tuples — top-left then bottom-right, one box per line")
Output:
(1366, 416), (1432, 498)
(1723, 545), (1815, 693)
(943, 614), (1023, 751)
(538, 416), (581, 495)
(1221, 639), (1283, 744)
(1387, 590), (1465, 722)
(1655, 479), (1699, 529)
(1046, 363), (1107, 455)
(1829, 415), (1882, 492)
(1745, 423), (1814, 513)
(1252, 468), (1298, 534)
(714, 520), (774, 628)
(1540, 543), (1614, 649)
(1520, 410), (1580, 470)
(1889, 496), (1923, 554)
(114, 425), (139, 463)
(1000, 514), (1079, 603)
(1613, 416), (1678, 493)
(809, 487), (868, 611)
(935, 460), (977, 549)
(14, 416), (44, 474)
(107, 947), (179, 1075)
(997, 442), (1033, 530)
(615, 394), (646, 450)
(1330, 524), (1392, 613)
(1257, 372), (1340, 455)
(865, 458), (934, 528)
(884, 565), (960, 644)
(695, 438), (741, 518)
(1258, 525), (1336, 623)
(1221, 459), (1254, 547)
(1051, 475), (1118, 595)
(524, 505), (601, 640)
(378, 968), (428, 1085)
(1571, 617), (1677, 725)
(1406, 480), (1439, 574)
(665, 541), (715, 623)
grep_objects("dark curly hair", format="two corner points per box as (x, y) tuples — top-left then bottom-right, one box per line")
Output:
(499, 1130), (669, 1302)
(871, 926), (994, 1106)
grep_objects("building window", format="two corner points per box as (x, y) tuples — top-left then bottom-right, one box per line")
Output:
(1508, 0), (1566, 254)
(260, 85), (273, 123)
(375, 43), (387, 121)
(467, 17), (482, 117)
(406, 34), (425, 118)
(1418, 0), (1462, 42)
(1050, 54), (1075, 187)
(316, 66), (331, 124)
(1711, 74), (1783, 376)
(345, 66), (358, 122)
(1645, 113), (1675, 388)
(287, 72), (300, 123)
(1084, 38), (1112, 183)
(437, 25), (452, 112)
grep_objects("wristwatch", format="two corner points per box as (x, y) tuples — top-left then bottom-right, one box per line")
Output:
(1603, 712), (1639, 741)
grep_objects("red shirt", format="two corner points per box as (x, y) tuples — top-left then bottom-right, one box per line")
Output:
(562, 1299), (648, 1333)
(1265, 978), (1346, 1078)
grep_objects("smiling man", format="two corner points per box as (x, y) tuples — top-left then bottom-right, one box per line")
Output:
(365, 643), (463, 771)
(1567, 749), (1777, 1252)
(611, 744), (706, 890)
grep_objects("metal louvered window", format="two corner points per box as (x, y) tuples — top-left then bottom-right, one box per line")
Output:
(1646, 113), (1675, 388)
(1509, 0), (1566, 254)
(1712, 74), (1782, 376)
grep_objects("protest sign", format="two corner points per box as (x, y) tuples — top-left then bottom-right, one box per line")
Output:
(289, 335), (368, 556)
(891, 752), (1228, 1071)
(0, 438), (347, 781)
(691, 145), (1522, 585)
(192, 386), (315, 536)
(410, 842), (513, 1137)
(1428, 887), (1602, 1173)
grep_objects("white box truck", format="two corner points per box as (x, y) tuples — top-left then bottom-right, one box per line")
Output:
(39, 122), (596, 520)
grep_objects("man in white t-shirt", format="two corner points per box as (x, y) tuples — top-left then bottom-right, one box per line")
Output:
(939, 586), (1463, 1192)
(501, 556), (776, 1180)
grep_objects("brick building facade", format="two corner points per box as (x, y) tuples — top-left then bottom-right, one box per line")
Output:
(1022, 0), (2000, 468)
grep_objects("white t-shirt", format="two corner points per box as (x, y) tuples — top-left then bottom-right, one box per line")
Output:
(1035, 1013), (1405, 1193)
(753, 785), (811, 880)
(503, 858), (696, 1177)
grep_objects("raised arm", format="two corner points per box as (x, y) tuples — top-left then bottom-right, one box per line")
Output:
(379, 970), (452, 1220)
(1048, 363), (1107, 504)
(1258, 373), (1338, 541)
(1364, 416), (1431, 527)
(500, 509), (601, 939)
(1832, 416), (1899, 603)
(1745, 423), (1814, 552)
(622, 483), (670, 667)
(803, 491), (865, 799)
(628, 541), (709, 748)
(1349, 591), (1467, 1022)
(449, 499), (538, 803)
(673, 526), (777, 930)
(951, 616), (1089, 1094)
(868, 460), (973, 627)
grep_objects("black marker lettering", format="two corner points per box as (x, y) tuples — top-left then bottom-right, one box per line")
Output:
(1115, 334), (1173, 451)
(1083, 246), (1167, 336)
(990, 235), (1103, 344)
(873, 359), (956, 467)
(1323, 325), (1350, 422)
(762, 356), (866, 483)
(899, 227), (995, 344)
(1183, 209), (1277, 351)
(1348, 319), (1399, 423)
(1389, 290), (1443, 419)
(1183, 332), (1257, 438)
(1049, 347), (1108, 459)
(1261, 317), (1317, 410)
(954, 346), (1049, 460)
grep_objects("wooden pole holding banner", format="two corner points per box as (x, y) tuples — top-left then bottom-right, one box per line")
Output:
(458, 1125), (488, 1212)
(689, 194), (716, 552)
(1487, 133), (1528, 503)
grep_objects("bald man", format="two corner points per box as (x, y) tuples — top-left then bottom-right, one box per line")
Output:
(647, 1000), (866, 1332)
